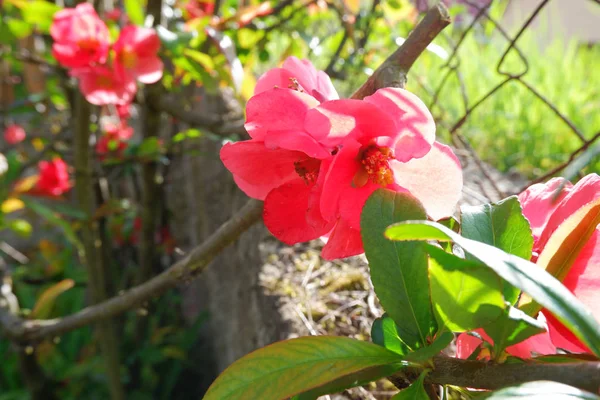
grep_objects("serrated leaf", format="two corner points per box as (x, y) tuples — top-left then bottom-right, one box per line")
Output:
(427, 244), (504, 332)
(390, 370), (429, 399)
(204, 336), (406, 400)
(385, 221), (600, 357)
(461, 197), (533, 303)
(371, 314), (409, 356)
(479, 381), (600, 399)
(31, 279), (75, 319)
(361, 190), (436, 350)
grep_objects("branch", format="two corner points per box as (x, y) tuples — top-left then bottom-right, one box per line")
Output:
(351, 3), (451, 99)
(391, 355), (600, 393)
(0, 199), (263, 343)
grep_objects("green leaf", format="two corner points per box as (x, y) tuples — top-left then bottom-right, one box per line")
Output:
(21, 198), (83, 251)
(371, 314), (409, 356)
(404, 331), (454, 362)
(31, 279), (75, 319)
(479, 381), (600, 399)
(461, 197), (533, 303)
(183, 49), (215, 72)
(427, 244), (505, 332)
(7, 18), (32, 39)
(484, 305), (546, 355)
(204, 336), (406, 400)
(21, 1), (61, 33)
(385, 221), (600, 357)
(361, 190), (436, 350)
(124, 0), (145, 25)
(390, 371), (429, 400)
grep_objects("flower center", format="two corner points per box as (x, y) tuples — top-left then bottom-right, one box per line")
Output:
(294, 158), (320, 185)
(353, 145), (394, 187)
(288, 77), (305, 92)
(120, 47), (138, 69)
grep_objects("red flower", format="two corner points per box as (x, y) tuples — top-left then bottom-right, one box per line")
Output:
(35, 158), (72, 197)
(113, 25), (164, 84)
(518, 174), (600, 353)
(222, 57), (462, 260)
(71, 66), (136, 106)
(184, 0), (215, 19)
(4, 124), (26, 144)
(456, 174), (600, 358)
(50, 3), (110, 69)
(96, 121), (134, 158)
(105, 8), (122, 22)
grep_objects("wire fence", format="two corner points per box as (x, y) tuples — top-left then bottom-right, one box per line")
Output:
(413, 0), (600, 203)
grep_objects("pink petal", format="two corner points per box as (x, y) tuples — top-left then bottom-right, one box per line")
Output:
(304, 100), (397, 148)
(263, 130), (331, 159)
(319, 138), (362, 223)
(536, 174), (600, 251)
(365, 88), (435, 162)
(518, 177), (572, 243)
(314, 70), (339, 102)
(134, 56), (164, 84)
(321, 218), (364, 260)
(220, 140), (304, 200)
(390, 142), (463, 221)
(505, 330), (556, 358)
(244, 88), (319, 141)
(254, 68), (295, 95)
(264, 180), (333, 244)
(456, 331), (485, 359)
(129, 26), (162, 56)
(544, 230), (600, 353)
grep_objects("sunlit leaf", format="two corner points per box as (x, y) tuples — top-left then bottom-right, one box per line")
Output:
(124, 0), (145, 25)
(31, 279), (75, 319)
(480, 381), (600, 399)
(204, 336), (406, 400)
(390, 370), (429, 399)
(361, 190), (436, 350)
(1, 197), (24, 213)
(371, 314), (409, 356)
(385, 221), (600, 357)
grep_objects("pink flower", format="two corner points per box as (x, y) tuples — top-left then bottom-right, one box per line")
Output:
(50, 3), (110, 69)
(222, 58), (462, 260)
(116, 103), (132, 119)
(35, 158), (72, 197)
(4, 124), (26, 144)
(71, 66), (136, 106)
(456, 174), (600, 358)
(254, 56), (338, 102)
(113, 25), (164, 84)
(518, 174), (600, 353)
(310, 88), (463, 259)
(105, 8), (122, 22)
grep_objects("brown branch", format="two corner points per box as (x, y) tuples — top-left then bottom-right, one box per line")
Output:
(351, 3), (451, 99)
(391, 355), (600, 394)
(0, 199), (263, 343)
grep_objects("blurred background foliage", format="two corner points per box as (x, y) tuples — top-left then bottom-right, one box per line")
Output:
(0, 0), (599, 398)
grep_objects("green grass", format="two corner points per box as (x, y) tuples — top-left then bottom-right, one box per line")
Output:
(405, 31), (600, 178)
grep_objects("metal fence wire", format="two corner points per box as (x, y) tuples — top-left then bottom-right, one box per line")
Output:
(413, 0), (600, 204)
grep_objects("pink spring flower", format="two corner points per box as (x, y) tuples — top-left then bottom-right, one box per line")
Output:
(96, 121), (134, 158)
(309, 88), (463, 259)
(50, 3), (110, 69)
(518, 174), (600, 353)
(35, 158), (72, 197)
(222, 57), (463, 260)
(4, 124), (26, 144)
(113, 25), (164, 84)
(71, 66), (136, 106)
(456, 174), (600, 358)
(254, 56), (338, 102)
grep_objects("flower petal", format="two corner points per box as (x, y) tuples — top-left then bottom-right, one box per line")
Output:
(264, 180), (333, 244)
(365, 88), (435, 162)
(321, 218), (363, 260)
(245, 88), (319, 141)
(263, 130), (331, 159)
(220, 140), (303, 200)
(304, 100), (397, 148)
(254, 68), (295, 95)
(390, 142), (462, 221)
(134, 56), (164, 84)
